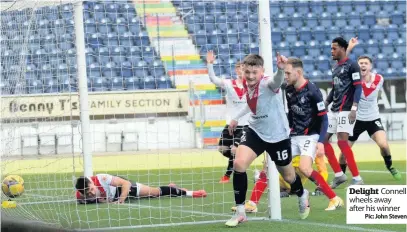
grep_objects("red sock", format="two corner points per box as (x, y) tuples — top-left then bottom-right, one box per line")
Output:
(311, 170), (336, 199)
(338, 140), (359, 177)
(250, 171), (267, 204)
(323, 142), (342, 174)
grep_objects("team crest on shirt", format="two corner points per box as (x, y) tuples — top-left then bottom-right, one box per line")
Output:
(317, 101), (325, 111)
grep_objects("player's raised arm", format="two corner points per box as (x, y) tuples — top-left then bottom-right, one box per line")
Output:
(206, 50), (225, 88)
(107, 175), (132, 204)
(266, 52), (286, 90)
(346, 37), (359, 56)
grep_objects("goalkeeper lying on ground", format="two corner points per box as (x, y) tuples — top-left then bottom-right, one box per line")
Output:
(75, 174), (207, 204)
(232, 155), (328, 213)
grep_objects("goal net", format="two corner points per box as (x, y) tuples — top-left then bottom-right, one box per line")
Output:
(1, 0), (275, 230)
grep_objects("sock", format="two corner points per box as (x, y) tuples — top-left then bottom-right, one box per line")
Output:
(337, 140), (359, 177)
(233, 171), (248, 205)
(381, 148), (393, 170)
(279, 174), (291, 191)
(315, 155), (328, 182)
(311, 171), (336, 199)
(159, 186), (186, 197)
(225, 156), (234, 177)
(324, 142), (343, 175)
(340, 164), (347, 173)
(250, 171), (267, 204)
(289, 174), (304, 197)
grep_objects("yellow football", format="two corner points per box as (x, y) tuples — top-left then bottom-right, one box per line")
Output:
(2, 175), (24, 198)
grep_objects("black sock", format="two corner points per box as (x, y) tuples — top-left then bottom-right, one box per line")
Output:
(225, 156), (234, 177)
(289, 174), (304, 197)
(381, 148), (393, 170)
(233, 171), (247, 205)
(159, 186), (186, 197)
(221, 149), (232, 158)
(340, 164), (347, 173)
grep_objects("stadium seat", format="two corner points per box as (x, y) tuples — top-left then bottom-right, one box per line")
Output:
(369, 1), (382, 14)
(313, 26), (327, 42)
(372, 25), (386, 41)
(357, 25), (371, 41)
(381, 43), (395, 57)
(349, 12), (362, 26)
(292, 42), (306, 57)
(391, 11), (405, 25)
(109, 77), (124, 91)
(397, 1), (406, 13)
(305, 13), (318, 28)
(291, 13), (304, 28)
(157, 76), (172, 89)
(320, 13), (333, 28)
(296, 1), (309, 15)
(325, 1), (339, 14)
(142, 76), (156, 89)
(91, 77), (109, 92)
(299, 27), (312, 42)
(354, 1), (368, 13)
(285, 27), (297, 44)
(276, 14), (289, 30)
(363, 12), (376, 27)
(386, 24), (400, 42)
(309, 2), (323, 13)
(26, 79), (43, 94)
(339, 1), (353, 13)
(282, 1), (295, 15)
(316, 56), (331, 71)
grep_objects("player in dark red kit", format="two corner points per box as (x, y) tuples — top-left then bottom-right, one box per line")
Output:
(323, 37), (364, 188)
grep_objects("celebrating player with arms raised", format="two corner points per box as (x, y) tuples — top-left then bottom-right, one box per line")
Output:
(338, 39), (401, 180)
(323, 37), (364, 188)
(225, 53), (310, 227)
(284, 57), (343, 210)
(206, 51), (250, 183)
(75, 174), (207, 204)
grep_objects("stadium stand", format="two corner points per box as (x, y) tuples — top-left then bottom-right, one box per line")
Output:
(1, 1), (405, 95)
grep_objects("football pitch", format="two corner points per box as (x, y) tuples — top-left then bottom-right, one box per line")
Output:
(2, 143), (406, 232)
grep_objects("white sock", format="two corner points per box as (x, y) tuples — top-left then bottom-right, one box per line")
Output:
(353, 175), (362, 181)
(237, 204), (245, 213)
(334, 171), (344, 177)
(186, 191), (193, 197)
(248, 200), (257, 206)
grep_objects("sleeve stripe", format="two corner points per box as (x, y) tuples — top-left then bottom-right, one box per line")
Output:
(353, 81), (361, 85)
(317, 111), (327, 116)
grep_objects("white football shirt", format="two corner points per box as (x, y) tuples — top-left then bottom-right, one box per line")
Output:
(244, 76), (290, 143)
(357, 73), (384, 121)
(223, 79), (250, 126)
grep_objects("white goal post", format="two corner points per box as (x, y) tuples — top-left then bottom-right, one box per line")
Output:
(1, 0), (282, 230)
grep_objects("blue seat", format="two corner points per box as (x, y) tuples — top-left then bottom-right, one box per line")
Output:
(43, 79), (59, 93)
(369, 1), (382, 14)
(282, 2), (295, 15)
(320, 13), (333, 28)
(125, 77), (140, 90)
(291, 13), (304, 28)
(357, 25), (371, 42)
(397, 1), (406, 13)
(276, 14), (289, 29)
(342, 26), (356, 41)
(339, 2), (353, 13)
(271, 28), (283, 44)
(26, 79), (43, 94)
(335, 14), (347, 28)
(316, 56), (331, 71)
(91, 77), (109, 92)
(325, 1), (339, 14)
(270, 2), (280, 16)
(305, 13), (318, 28)
(157, 76), (172, 89)
(381, 1), (397, 14)
(391, 11), (405, 25)
(313, 26), (326, 42)
(386, 24), (399, 42)
(308, 45), (321, 59)
(296, 1), (309, 15)
(381, 43), (394, 56)
(376, 58), (390, 70)
(142, 76), (156, 89)
(293, 42), (306, 57)
(285, 27), (297, 44)
(309, 2), (323, 13)
(390, 59), (403, 70)
(349, 12), (362, 26)
(150, 67), (166, 78)
(354, 2), (367, 13)
(372, 25), (386, 41)
(299, 27), (312, 42)
(363, 12), (376, 27)
(109, 77), (124, 91)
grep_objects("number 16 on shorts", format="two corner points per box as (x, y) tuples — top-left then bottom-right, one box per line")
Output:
(327, 111), (355, 136)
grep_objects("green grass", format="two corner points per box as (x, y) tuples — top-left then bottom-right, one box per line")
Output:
(2, 161), (406, 232)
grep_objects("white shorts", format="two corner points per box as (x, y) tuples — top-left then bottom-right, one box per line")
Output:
(327, 111), (355, 136)
(291, 134), (319, 161)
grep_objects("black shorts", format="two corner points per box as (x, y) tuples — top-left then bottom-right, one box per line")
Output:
(239, 127), (292, 167)
(115, 178), (139, 200)
(349, 118), (385, 142)
(218, 125), (247, 147)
